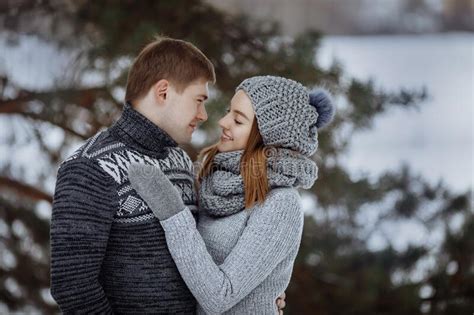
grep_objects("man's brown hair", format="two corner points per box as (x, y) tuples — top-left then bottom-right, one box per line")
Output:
(125, 36), (216, 103)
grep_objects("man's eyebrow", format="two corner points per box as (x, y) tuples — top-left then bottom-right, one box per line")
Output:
(233, 109), (250, 121)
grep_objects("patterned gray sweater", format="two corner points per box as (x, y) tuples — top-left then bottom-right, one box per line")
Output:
(50, 103), (198, 313)
(160, 187), (304, 314)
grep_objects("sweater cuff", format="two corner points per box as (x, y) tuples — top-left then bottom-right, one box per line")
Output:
(161, 207), (196, 238)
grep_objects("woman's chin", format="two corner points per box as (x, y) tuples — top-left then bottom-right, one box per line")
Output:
(217, 141), (235, 153)
(217, 142), (227, 153)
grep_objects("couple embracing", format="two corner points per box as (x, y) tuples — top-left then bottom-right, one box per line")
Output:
(50, 37), (335, 314)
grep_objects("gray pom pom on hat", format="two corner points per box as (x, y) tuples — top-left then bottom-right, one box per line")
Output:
(236, 75), (335, 156)
(309, 88), (336, 129)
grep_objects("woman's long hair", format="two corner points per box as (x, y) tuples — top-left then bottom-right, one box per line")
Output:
(197, 119), (271, 209)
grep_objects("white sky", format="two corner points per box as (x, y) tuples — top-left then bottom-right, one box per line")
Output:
(318, 33), (474, 194)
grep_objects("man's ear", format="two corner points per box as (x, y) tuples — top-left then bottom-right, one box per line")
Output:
(153, 79), (169, 105)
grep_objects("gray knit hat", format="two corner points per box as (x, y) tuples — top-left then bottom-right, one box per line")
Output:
(236, 75), (335, 156)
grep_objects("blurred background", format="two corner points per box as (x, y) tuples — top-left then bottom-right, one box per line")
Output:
(0, 0), (472, 314)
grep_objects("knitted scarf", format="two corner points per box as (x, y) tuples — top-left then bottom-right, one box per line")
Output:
(198, 148), (318, 217)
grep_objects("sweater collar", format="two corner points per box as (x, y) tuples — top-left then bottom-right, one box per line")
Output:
(109, 102), (177, 155)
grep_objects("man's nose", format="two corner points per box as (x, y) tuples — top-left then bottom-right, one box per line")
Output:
(197, 105), (208, 122)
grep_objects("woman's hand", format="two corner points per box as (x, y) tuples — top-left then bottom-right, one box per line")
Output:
(276, 291), (286, 314)
(128, 164), (186, 220)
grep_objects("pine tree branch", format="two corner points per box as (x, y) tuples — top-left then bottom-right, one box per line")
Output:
(0, 86), (115, 114)
(0, 176), (52, 203)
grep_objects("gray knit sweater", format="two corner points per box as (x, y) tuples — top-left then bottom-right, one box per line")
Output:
(50, 103), (197, 313)
(160, 187), (304, 314)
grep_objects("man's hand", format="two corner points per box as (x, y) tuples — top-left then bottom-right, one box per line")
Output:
(276, 291), (286, 314)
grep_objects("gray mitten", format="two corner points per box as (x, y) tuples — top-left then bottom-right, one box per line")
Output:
(128, 164), (185, 221)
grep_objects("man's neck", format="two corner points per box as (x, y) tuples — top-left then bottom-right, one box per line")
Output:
(109, 102), (177, 157)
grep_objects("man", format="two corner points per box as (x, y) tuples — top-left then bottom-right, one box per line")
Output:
(50, 37), (287, 314)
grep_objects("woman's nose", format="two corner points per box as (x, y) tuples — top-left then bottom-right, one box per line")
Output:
(218, 114), (229, 130)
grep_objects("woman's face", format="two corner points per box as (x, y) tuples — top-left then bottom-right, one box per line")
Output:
(217, 90), (255, 152)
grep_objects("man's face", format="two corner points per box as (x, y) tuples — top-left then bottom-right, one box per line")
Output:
(160, 79), (209, 145)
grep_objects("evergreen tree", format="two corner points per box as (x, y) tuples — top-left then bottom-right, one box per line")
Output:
(0, 1), (471, 313)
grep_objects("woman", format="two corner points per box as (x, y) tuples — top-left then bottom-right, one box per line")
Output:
(128, 75), (335, 314)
